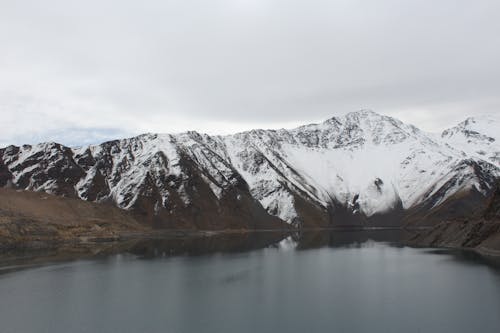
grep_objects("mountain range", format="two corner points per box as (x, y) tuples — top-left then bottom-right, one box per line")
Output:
(1, 110), (498, 229)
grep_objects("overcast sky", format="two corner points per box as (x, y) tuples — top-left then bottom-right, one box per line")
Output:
(1, 0), (499, 147)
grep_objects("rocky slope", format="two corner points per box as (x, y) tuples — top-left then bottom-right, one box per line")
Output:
(0, 187), (148, 249)
(408, 181), (500, 255)
(1, 110), (498, 229)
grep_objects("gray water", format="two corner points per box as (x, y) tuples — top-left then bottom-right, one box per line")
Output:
(0, 230), (500, 333)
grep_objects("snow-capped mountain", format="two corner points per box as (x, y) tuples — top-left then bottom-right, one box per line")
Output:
(1, 110), (498, 228)
(441, 115), (499, 164)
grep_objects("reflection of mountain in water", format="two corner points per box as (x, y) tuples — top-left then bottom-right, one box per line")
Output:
(2, 230), (500, 278)
(0, 231), (291, 274)
(127, 231), (291, 258)
(0, 230), (409, 267)
(289, 229), (408, 250)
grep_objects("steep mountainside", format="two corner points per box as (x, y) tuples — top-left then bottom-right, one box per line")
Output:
(408, 181), (500, 255)
(1, 110), (498, 228)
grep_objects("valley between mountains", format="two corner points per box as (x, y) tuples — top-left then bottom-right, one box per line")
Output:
(1, 110), (499, 250)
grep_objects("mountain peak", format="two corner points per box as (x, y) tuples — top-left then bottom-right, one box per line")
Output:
(442, 114), (499, 141)
(345, 109), (380, 117)
(323, 109), (381, 125)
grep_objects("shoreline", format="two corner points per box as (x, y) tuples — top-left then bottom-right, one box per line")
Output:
(0, 225), (432, 251)
(0, 227), (297, 252)
(2, 226), (499, 266)
(1, 227), (500, 277)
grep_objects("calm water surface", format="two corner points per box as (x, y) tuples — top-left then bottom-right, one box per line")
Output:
(0, 230), (500, 333)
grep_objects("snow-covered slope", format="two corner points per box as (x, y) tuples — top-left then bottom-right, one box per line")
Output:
(441, 115), (499, 164)
(215, 111), (499, 225)
(1, 110), (499, 228)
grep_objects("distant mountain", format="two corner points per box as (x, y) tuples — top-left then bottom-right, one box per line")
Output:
(1, 110), (498, 229)
(441, 115), (499, 164)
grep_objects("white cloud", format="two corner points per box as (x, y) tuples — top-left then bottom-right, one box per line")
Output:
(1, 0), (499, 146)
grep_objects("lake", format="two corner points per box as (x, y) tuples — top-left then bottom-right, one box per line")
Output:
(0, 230), (499, 333)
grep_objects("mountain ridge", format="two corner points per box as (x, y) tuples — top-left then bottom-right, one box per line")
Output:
(1, 110), (499, 229)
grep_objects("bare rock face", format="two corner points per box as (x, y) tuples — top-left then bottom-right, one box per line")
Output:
(407, 182), (500, 255)
(0, 155), (12, 187)
(1, 111), (499, 229)
(484, 181), (500, 220)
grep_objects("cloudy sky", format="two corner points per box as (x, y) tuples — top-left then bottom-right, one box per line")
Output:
(1, 0), (499, 147)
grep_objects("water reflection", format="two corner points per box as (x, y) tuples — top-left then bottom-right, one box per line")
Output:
(128, 231), (290, 258)
(1, 229), (500, 273)
(422, 248), (500, 276)
(119, 229), (409, 259)
(0, 231), (291, 273)
(292, 229), (407, 250)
